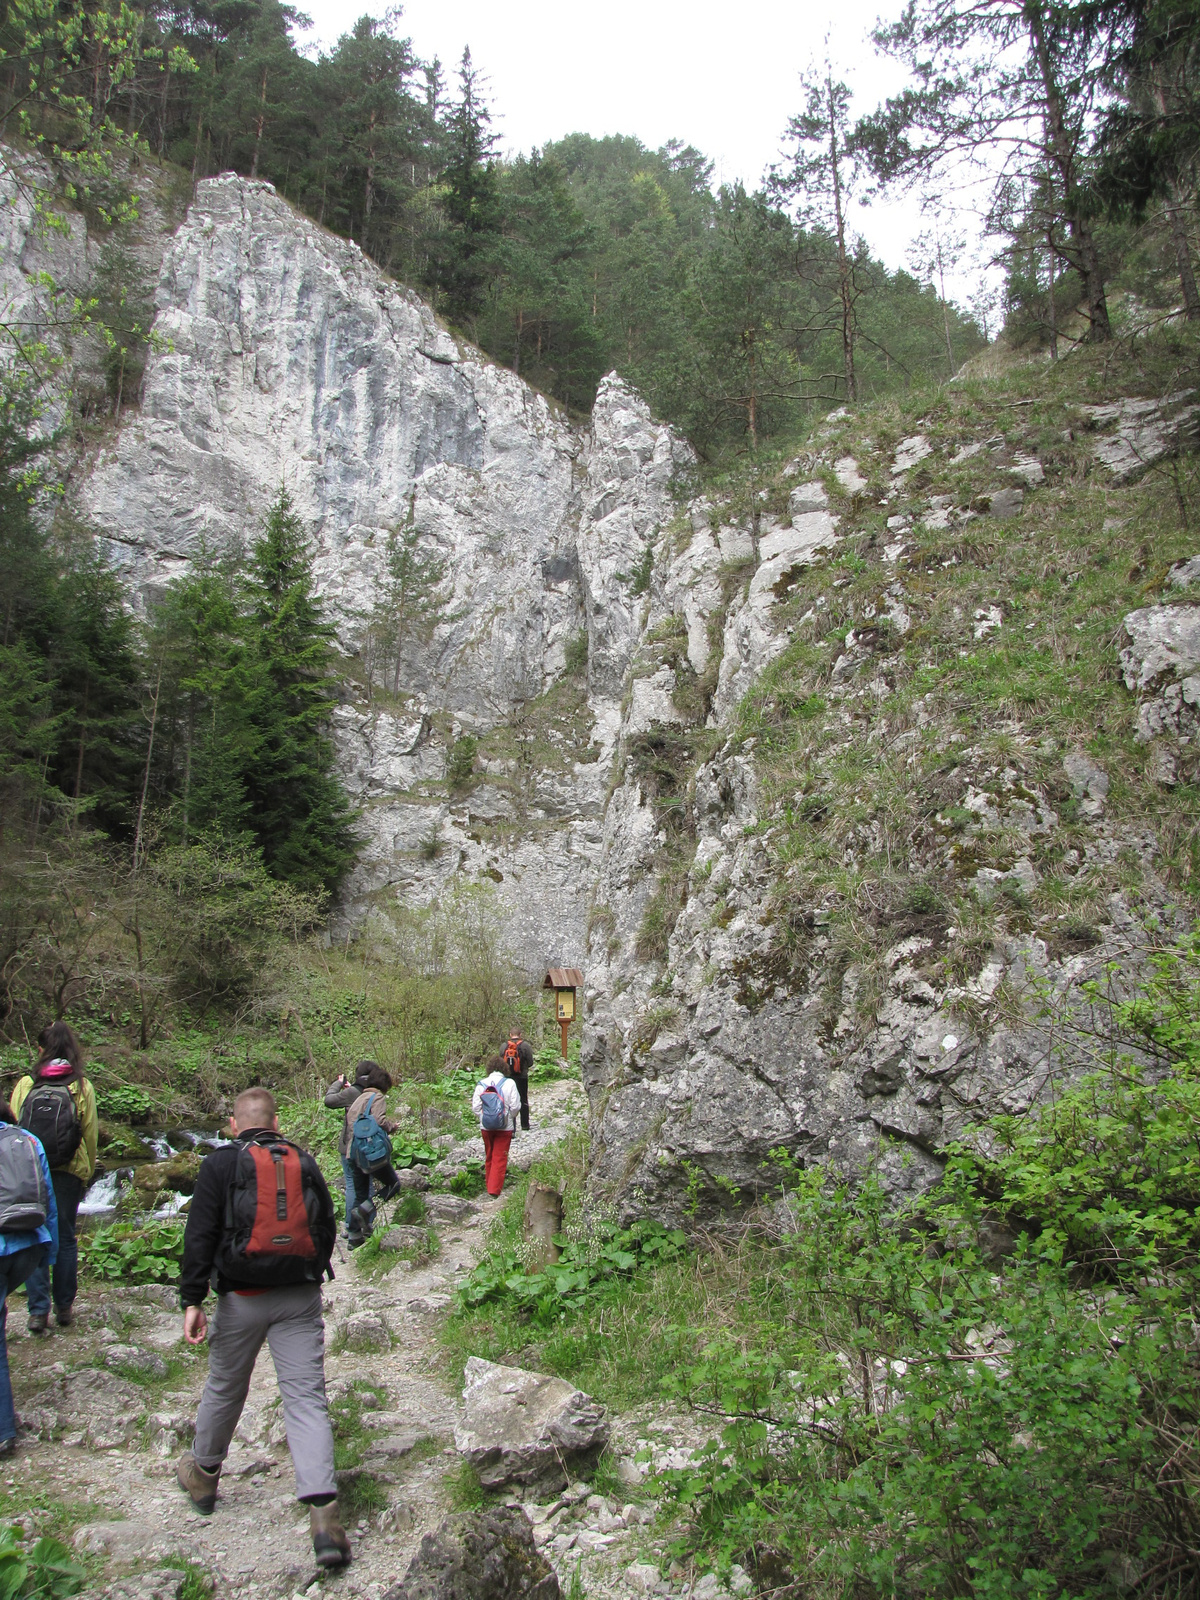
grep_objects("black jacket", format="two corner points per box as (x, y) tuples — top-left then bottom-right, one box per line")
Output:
(179, 1128), (337, 1307)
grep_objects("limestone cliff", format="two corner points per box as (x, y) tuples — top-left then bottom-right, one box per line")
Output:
(11, 158), (1195, 1221)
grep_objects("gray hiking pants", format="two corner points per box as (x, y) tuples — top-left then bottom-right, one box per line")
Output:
(192, 1283), (336, 1501)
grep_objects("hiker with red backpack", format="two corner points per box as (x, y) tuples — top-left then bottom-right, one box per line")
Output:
(502, 1029), (534, 1132)
(472, 1054), (521, 1197)
(324, 1061), (401, 1249)
(0, 1106), (58, 1456)
(175, 1086), (348, 1568)
(10, 1022), (97, 1334)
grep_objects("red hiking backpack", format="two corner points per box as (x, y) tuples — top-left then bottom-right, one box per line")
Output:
(504, 1039), (523, 1075)
(214, 1133), (333, 1287)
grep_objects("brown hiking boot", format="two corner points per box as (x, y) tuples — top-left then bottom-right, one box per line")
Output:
(310, 1501), (351, 1568)
(176, 1453), (220, 1515)
(26, 1313), (47, 1336)
(54, 1304), (74, 1328)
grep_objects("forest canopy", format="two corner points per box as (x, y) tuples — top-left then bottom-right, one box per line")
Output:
(0, 0), (987, 458)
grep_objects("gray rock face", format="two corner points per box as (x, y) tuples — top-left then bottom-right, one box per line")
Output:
(48, 172), (693, 969)
(454, 1357), (609, 1491)
(27, 161), (1181, 1224)
(1121, 605), (1200, 755)
(380, 1507), (559, 1600)
(1083, 391), (1199, 481)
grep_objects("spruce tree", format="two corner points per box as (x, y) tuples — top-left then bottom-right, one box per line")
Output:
(243, 489), (357, 897)
(435, 48), (502, 327)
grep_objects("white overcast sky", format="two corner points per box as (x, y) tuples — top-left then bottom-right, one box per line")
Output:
(295, 0), (996, 311)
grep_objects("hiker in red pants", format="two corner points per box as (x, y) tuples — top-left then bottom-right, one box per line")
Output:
(471, 1055), (521, 1197)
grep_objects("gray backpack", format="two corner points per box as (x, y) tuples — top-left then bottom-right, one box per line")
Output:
(0, 1125), (49, 1233)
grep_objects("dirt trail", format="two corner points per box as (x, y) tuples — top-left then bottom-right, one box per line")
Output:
(5, 1079), (604, 1600)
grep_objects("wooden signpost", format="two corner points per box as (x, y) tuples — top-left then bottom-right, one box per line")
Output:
(543, 966), (583, 1063)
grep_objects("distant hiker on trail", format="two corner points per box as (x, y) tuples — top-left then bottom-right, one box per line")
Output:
(502, 1028), (534, 1132)
(324, 1060), (401, 1249)
(472, 1054), (521, 1198)
(175, 1086), (349, 1568)
(10, 1022), (97, 1334)
(0, 1106), (57, 1456)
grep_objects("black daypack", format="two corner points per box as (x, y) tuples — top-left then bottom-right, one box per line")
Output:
(18, 1082), (82, 1168)
(212, 1133), (334, 1288)
(0, 1126), (50, 1233)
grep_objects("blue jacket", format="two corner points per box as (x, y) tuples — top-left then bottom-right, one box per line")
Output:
(0, 1135), (59, 1265)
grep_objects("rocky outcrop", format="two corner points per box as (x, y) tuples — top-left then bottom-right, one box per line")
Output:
(381, 1508), (559, 1600)
(1083, 391), (1199, 482)
(42, 172), (689, 966)
(1121, 600), (1200, 784)
(454, 1358), (609, 1491)
(20, 158), (1194, 1222)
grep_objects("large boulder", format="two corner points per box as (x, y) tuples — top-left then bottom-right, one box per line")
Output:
(454, 1358), (609, 1492)
(131, 1151), (202, 1201)
(380, 1507), (558, 1600)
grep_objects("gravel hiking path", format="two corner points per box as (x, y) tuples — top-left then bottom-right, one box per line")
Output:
(0, 1078), (667, 1600)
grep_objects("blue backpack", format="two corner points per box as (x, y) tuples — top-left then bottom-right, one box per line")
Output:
(351, 1093), (393, 1172)
(478, 1080), (508, 1132)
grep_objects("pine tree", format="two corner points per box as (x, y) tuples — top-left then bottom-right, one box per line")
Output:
(243, 489), (357, 897)
(369, 519), (450, 699)
(435, 47), (502, 327)
(772, 67), (863, 402)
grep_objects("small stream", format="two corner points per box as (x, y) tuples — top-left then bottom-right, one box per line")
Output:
(81, 1126), (231, 1222)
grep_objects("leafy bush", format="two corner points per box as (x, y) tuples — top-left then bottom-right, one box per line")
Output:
(458, 1216), (686, 1321)
(390, 1130), (439, 1169)
(448, 1161), (485, 1198)
(659, 933), (1200, 1597)
(81, 1218), (185, 1284)
(0, 1529), (84, 1600)
(95, 1084), (155, 1123)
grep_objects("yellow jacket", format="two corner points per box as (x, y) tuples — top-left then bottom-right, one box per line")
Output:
(10, 1076), (98, 1182)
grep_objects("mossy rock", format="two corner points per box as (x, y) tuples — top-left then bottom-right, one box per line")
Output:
(97, 1121), (152, 1163)
(131, 1151), (203, 1199)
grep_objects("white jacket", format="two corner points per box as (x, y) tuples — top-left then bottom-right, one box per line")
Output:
(472, 1072), (521, 1132)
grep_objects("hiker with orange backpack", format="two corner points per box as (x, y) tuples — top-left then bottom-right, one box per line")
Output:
(501, 1028), (534, 1132)
(472, 1055), (521, 1197)
(174, 1087), (349, 1569)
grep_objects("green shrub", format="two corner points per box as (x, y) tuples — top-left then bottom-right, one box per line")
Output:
(457, 1216), (686, 1321)
(564, 631), (589, 677)
(447, 735), (478, 793)
(80, 1218), (185, 1284)
(395, 1191), (426, 1224)
(95, 1084), (155, 1123)
(448, 1161), (485, 1197)
(659, 931), (1200, 1595)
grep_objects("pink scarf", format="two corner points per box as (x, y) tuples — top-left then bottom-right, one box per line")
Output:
(37, 1059), (75, 1080)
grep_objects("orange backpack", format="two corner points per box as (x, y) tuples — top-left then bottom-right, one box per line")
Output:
(504, 1039), (523, 1075)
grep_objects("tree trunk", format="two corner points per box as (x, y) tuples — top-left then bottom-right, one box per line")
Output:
(1027, 4), (1110, 340)
(1047, 229), (1058, 360)
(522, 1183), (562, 1273)
(827, 75), (857, 400)
(513, 306), (523, 375)
(1165, 191), (1200, 320)
(364, 110), (377, 229)
(250, 66), (268, 180)
(935, 236), (954, 372)
(158, 62), (171, 157)
(72, 680), (89, 831)
(133, 656), (162, 871)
